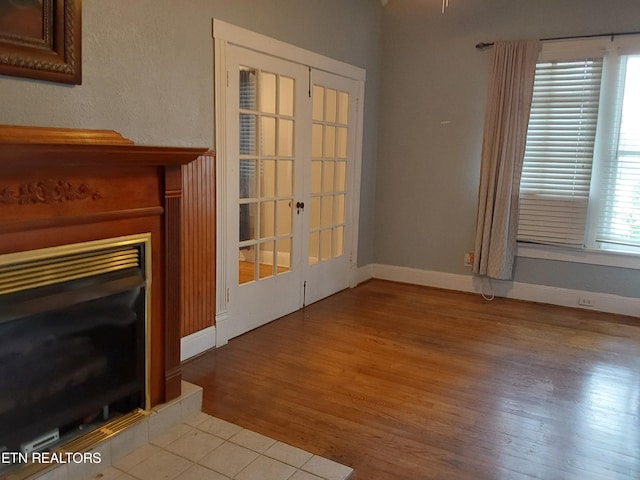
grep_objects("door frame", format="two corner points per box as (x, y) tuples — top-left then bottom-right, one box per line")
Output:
(213, 19), (366, 346)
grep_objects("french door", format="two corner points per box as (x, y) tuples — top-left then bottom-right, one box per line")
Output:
(303, 70), (359, 306)
(225, 46), (308, 339)
(219, 32), (363, 341)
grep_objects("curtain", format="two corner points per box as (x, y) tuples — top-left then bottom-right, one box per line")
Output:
(473, 40), (539, 280)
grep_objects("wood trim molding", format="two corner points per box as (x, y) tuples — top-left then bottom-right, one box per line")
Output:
(0, 125), (208, 406)
(0, 207), (165, 235)
(0, 125), (133, 144)
(164, 168), (184, 401)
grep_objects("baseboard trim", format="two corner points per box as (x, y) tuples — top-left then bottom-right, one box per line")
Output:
(370, 263), (640, 317)
(351, 264), (373, 287)
(215, 311), (230, 347)
(184, 264), (637, 358)
(180, 326), (216, 362)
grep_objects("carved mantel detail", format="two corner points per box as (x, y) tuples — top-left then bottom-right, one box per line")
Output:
(0, 179), (102, 205)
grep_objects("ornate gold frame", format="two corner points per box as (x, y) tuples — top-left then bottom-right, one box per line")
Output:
(0, 0), (81, 84)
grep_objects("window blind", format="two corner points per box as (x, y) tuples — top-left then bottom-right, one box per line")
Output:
(595, 56), (640, 248)
(517, 58), (603, 247)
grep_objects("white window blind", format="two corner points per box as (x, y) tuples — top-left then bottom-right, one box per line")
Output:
(595, 56), (640, 248)
(517, 58), (603, 247)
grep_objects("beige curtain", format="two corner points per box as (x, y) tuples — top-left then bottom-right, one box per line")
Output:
(473, 40), (539, 280)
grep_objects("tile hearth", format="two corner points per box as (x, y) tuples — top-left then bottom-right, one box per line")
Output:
(31, 382), (353, 480)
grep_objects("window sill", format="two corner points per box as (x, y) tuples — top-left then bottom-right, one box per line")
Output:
(516, 243), (640, 270)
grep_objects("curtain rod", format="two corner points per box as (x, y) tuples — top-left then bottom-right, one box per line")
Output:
(475, 30), (640, 50)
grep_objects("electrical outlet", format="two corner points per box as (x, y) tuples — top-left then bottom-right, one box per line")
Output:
(578, 296), (595, 307)
(464, 252), (474, 267)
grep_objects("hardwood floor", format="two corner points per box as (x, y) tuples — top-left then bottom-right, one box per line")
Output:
(239, 260), (288, 284)
(182, 280), (640, 479)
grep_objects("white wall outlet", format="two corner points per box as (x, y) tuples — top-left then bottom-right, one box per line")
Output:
(578, 296), (595, 307)
(464, 252), (474, 268)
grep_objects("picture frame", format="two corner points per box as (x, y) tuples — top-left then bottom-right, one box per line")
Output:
(0, 0), (81, 85)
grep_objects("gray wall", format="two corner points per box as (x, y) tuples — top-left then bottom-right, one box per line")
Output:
(377, 0), (640, 297)
(4, 0), (638, 297)
(0, 0), (382, 266)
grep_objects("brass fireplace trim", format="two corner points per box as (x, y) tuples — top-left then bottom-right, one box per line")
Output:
(0, 233), (153, 478)
(0, 233), (152, 284)
(5, 409), (148, 480)
(60, 408), (149, 452)
(0, 233), (152, 409)
(0, 247), (141, 295)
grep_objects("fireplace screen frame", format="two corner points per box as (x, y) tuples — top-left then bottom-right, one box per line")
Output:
(0, 232), (152, 454)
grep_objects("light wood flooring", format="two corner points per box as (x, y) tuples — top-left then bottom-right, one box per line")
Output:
(182, 279), (640, 480)
(239, 260), (288, 285)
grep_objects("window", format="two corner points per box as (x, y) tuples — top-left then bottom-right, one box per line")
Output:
(595, 56), (640, 249)
(517, 37), (640, 256)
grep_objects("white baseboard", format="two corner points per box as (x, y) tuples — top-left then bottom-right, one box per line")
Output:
(180, 326), (216, 362)
(191, 264), (636, 359)
(373, 264), (475, 292)
(215, 311), (230, 347)
(350, 264), (373, 287)
(370, 263), (640, 317)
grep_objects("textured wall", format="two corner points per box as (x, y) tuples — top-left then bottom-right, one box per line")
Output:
(0, 0), (381, 266)
(377, 0), (640, 296)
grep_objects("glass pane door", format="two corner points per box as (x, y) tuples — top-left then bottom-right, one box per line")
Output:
(302, 70), (359, 307)
(225, 44), (310, 340)
(238, 67), (296, 285)
(309, 84), (350, 265)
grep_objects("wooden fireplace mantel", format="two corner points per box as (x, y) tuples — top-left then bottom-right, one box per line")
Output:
(0, 125), (209, 406)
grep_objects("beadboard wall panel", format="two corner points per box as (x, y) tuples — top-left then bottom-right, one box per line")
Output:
(181, 152), (216, 338)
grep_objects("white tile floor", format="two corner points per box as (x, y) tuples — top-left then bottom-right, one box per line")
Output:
(25, 382), (352, 480)
(86, 411), (353, 480)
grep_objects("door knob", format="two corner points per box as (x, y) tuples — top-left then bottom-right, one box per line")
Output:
(296, 201), (305, 214)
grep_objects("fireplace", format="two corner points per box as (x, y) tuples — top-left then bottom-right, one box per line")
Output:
(0, 235), (150, 456)
(0, 125), (207, 474)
